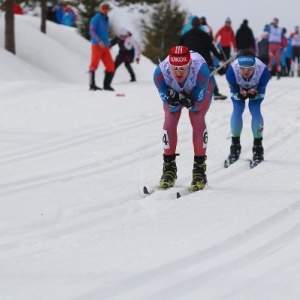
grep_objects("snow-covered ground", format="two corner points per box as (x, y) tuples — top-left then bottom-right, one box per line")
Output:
(1, 14), (300, 300)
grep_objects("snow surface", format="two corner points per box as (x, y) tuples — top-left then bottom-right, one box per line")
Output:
(1, 14), (300, 300)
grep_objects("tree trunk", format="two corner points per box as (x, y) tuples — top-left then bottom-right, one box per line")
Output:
(5, 0), (15, 54)
(40, 0), (46, 33)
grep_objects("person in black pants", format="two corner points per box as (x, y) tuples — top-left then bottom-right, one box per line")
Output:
(110, 28), (141, 82)
(180, 17), (227, 100)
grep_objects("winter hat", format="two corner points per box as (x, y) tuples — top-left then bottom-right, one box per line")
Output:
(118, 27), (128, 37)
(191, 17), (200, 27)
(99, 2), (111, 9)
(238, 56), (256, 67)
(225, 17), (231, 23)
(169, 46), (191, 66)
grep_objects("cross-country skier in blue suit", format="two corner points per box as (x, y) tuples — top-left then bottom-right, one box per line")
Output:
(225, 49), (270, 165)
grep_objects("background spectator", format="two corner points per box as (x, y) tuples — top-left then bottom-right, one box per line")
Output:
(264, 18), (287, 79)
(61, 2), (77, 27)
(110, 27), (141, 82)
(214, 17), (237, 60)
(14, 3), (24, 15)
(235, 19), (255, 51)
(290, 25), (300, 76)
(256, 32), (269, 65)
(88, 2), (115, 91)
(180, 16), (227, 100)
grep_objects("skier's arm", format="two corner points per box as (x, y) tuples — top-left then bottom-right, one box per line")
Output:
(190, 64), (211, 102)
(153, 66), (169, 103)
(226, 65), (242, 100)
(255, 67), (271, 98)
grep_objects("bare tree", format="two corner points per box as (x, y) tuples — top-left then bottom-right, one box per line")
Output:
(5, 0), (16, 54)
(40, 0), (46, 33)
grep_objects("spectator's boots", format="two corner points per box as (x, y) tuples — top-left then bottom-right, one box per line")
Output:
(103, 71), (115, 91)
(126, 65), (136, 82)
(277, 70), (281, 80)
(130, 74), (136, 82)
(228, 137), (241, 164)
(159, 154), (177, 189)
(191, 156), (207, 192)
(252, 138), (264, 163)
(89, 71), (102, 91)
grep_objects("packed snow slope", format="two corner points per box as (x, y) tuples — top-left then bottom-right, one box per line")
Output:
(0, 14), (300, 300)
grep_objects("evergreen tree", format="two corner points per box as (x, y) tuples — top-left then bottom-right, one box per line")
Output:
(115, 0), (159, 4)
(73, 0), (160, 41)
(73, 0), (101, 40)
(142, 0), (187, 64)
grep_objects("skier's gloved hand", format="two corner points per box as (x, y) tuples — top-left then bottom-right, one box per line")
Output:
(178, 92), (195, 110)
(166, 88), (180, 108)
(247, 88), (258, 99)
(237, 90), (248, 100)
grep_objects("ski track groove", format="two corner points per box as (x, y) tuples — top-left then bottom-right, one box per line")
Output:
(72, 198), (300, 300)
(0, 190), (141, 254)
(0, 113), (162, 165)
(0, 142), (159, 196)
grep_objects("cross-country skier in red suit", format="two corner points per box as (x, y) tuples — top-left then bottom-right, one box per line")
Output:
(153, 46), (215, 192)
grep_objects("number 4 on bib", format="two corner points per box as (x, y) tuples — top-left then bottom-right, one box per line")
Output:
(162, 129), (170, 149)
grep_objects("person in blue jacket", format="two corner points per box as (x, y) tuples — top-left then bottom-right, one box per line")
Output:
(225, 49), (270, 164)
(181, 15), (196, 35)
(153, 46), (215, 191)
(88, 2), (115, 91)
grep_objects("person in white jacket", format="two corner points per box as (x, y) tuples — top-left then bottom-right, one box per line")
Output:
(110, 27), (141, 82)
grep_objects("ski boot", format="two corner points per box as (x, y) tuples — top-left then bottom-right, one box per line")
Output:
(214, 93), (227, 100)
(227, 137), (241, 165)
(251, 138), (264, 167)
(191, 156), (207, 192)
(252, 145), (264, 163)
(159, 154), (177, 189)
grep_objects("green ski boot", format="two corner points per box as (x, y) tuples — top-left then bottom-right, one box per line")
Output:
(191, 156), (207, 192)
(159, 154), (177, 189)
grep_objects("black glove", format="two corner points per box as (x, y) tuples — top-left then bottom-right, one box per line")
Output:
(247, 89), (258, 99)
(237, 90), (248, 100)
(178, 92), (195, 110)
(166, 89), (179, 108)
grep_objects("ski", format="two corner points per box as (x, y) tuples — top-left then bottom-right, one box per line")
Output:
(143, 185), (154, 195)
(224, 157), (263, 169)
(249, 159), (263, 169)
(143, 185), (197, 199)
(224, 158), (238, 168)
(176, 185), (208, 198)
(143, 185), (179, 196)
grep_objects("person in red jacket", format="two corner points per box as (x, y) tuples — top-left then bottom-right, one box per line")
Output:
(214, 18), (237, 60)
(14, 4), (24, 15)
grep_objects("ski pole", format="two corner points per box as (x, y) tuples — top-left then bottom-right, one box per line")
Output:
(155, 56), (162, 65)
(209, 51), (241, 77)
(219, 46), (228, 61)
(267, 48), (281, 69)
